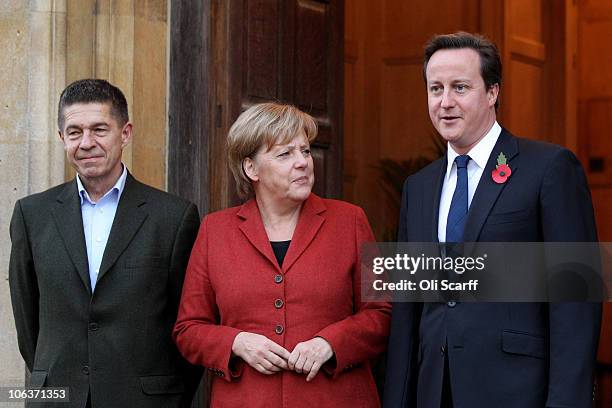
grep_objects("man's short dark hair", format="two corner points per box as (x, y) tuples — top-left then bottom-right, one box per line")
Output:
(57, 79), (129, 129)
(423, 32), (502, 109)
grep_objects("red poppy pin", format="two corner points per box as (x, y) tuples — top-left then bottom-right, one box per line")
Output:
(492, 152), (511, 184)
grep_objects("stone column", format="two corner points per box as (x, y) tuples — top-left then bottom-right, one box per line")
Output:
(1, 0), (67, 389)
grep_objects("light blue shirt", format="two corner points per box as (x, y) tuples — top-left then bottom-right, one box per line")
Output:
(77, 165), (128, 292)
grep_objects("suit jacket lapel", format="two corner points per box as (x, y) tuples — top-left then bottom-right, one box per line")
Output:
(97, 174), (148, 281)
(463, 129), (519, 242)
(282, 194), (326, 273)
(237, 194), (326, 274)
(428, 158), (448, 243)
(238, 199), (281, 272)
(52, 181), (91, 293)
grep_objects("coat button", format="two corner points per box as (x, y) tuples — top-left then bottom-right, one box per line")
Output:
(89, 322), (99, 331)
(274, 325), (284, 334)
(82, 365), (90, 375)
(440, 345), (447, 356)
(274, 274), (283, 284)
(447, 301), (456, 308)
(274, 299), (284, 309)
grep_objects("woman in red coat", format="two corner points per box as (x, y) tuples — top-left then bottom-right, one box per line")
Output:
(173, 103), (391, 407)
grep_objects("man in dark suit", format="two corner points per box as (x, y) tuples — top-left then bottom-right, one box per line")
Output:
(383, 32), (602, 408)
(9, 79), (202, 407)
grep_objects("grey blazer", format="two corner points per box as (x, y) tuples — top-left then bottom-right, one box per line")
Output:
(9, 173), (202, 408)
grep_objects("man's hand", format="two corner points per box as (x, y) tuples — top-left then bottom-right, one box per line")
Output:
(231, 332), (290, 375)
(288, 337), (334, 381)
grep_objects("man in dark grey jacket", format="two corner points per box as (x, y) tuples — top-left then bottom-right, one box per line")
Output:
(9, 79), (202, 407)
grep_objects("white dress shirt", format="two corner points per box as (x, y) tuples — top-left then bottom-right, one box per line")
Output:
(77, 165), (128, 291)
(437, 122), (501, 242)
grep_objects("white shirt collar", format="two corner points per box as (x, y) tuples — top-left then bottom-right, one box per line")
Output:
(445, 121), (502, 179)
(77, 164), (128, 204)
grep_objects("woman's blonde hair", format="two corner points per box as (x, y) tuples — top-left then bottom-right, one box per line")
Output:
(227, 102), (318, 199)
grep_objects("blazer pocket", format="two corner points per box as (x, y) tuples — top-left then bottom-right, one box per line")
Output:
(501, 330), (547, 359)
(29, 370), (48, 389)
(125, 256), (163, 269)
(140, 375), (185, 395)
(486, 209), (530, 225)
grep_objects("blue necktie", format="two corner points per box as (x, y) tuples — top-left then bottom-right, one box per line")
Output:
(446, 155), (471, 243)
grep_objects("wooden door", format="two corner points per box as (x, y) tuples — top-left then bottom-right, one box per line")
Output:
(344, 0), (575, 238)
(498, 0), (573, 147)
(169, 0), (344, 214)
(344, 0), (482, 240)
(576, 1), (612, 405)
(209, 0), (345, 211)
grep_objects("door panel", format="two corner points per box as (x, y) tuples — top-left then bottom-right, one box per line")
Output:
(501, 0), (548, 141)
(343, 0), (480, 239)
(219, 0), (344, 207)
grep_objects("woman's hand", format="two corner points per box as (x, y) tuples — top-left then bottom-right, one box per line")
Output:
(288, 337), (334, 381)
(231, 332), (290, 375)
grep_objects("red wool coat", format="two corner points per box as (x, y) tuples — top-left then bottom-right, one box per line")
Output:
(174, 194), (391, 407)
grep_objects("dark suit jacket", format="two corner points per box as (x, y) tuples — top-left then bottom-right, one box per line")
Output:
(383, 129), (602, 408)
(9, 174), (202, 408)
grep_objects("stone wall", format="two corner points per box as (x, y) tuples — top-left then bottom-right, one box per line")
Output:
(1, 0), (67, 390)
(0, 0), (168, 391)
